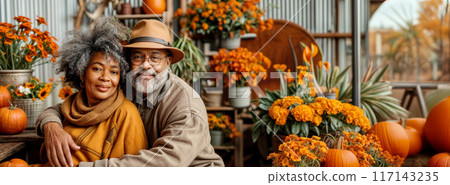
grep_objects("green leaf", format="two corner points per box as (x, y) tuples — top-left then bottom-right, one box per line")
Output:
(291, 123), (301, 135)
(300, 123), (309, 137)
(313, 126), (320, 136)
(251, 122), (262, 143)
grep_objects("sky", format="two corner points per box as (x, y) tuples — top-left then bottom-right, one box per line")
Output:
(369, 0), (421, 30)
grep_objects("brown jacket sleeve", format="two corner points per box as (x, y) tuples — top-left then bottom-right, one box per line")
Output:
(105, 111), (211, 167)
(35, 103), (63, 136)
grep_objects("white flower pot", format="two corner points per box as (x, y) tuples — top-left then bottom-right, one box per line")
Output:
(12, 98), (45, 129)
(220, 34), (241, 50)
(210, 130), (225, 146)
(229, 86), (251, 108)
(204, 90), (223, 107)
(0, 69), (34, 86)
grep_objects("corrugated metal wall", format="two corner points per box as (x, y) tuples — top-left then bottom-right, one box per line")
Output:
(1, 0), (371, 105)
(0, 0), (79, 106)
(260, 0), (370, 70)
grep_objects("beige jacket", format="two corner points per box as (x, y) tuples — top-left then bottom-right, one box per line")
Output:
(36, 73), (224, 167)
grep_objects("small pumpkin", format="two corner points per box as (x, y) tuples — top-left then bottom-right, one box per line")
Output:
(143, 0), (166, 14)
(401, 118), (431, 150)
(368, 121), (410, 158)
(0, 158), (29, 167)
(399, 119), (422, 156)
(0, 85), (12, 108)
(0, 103), (27, 135)
(424, 97), (450, 152)
(324, 137), (360, 167)
(428, 153), (450, 167)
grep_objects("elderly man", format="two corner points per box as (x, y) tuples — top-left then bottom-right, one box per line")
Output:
(36, 19), (224, 167)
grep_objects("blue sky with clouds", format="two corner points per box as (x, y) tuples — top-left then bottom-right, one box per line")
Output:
(369, 0), (421, 30)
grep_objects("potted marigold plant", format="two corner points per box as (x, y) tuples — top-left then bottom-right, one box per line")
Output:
(7, 77), (55, 129)
(210, 47), (271, 108)
(0, 16), (58, 86)
(174, 0), (273, 49)
(252, 63), (371, 143)
(208, 113), (241, 146)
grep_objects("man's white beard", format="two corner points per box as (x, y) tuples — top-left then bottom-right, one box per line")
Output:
(133, 67), (170, 96)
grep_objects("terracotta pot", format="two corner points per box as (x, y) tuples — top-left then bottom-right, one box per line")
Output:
(132, 7), (143, 14)
(120, 3), (132, 15)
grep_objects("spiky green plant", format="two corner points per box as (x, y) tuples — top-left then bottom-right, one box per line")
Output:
(171, 35), (207, 84)
(338, 63), (409, 124)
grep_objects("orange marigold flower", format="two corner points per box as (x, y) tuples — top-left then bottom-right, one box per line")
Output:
(4, 39), (12, 45)
(25, 55), (33, 62)
(58, 86), (73, 100)
(15, 88), (24, 97)
(14, 16), (30, 22)
(24, 82), (35, 89)
(201, 23), (208, 30)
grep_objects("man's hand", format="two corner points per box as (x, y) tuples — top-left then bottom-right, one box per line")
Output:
(43, 122), (80, 167)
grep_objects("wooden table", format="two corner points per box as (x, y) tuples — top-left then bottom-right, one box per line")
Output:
(0, 142), (26, 161)
(391, 82), (441, 117)
(0, 130), (43, 162)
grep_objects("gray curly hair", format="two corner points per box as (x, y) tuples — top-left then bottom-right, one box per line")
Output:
(56, 17), (130, 90)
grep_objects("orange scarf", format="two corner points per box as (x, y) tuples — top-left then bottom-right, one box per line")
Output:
(61, 89), (124, 126)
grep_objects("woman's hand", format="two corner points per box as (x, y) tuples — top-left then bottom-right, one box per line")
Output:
(43, 122), (80, 167)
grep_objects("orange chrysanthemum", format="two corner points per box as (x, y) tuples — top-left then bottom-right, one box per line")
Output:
(58, 86), (73, 100)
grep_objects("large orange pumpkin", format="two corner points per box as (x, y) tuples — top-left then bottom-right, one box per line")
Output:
(0, 105), (27, 134)
(0, 158), (29, 167)
(368, 121), (410, 158)
(428, 153), (450, 167)
(324, 137), (360, 167)
(0, 85), (12, 108)
(424, 97), (450, 152)
(143, 0), (166, 14)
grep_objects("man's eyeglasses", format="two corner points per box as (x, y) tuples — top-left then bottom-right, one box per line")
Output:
(131, 55), (169, 66)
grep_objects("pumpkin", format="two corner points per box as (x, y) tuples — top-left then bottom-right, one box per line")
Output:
(424, 96), (450, 152)
(428, 153), (450, 167)
(398, 118), (430, 151)
(368, 121), (410, 158)
(0, 104), (27, 135)
(399, 119), (422, 156)
(0, 85), (12, 108)
(324, 137), (360, 167)
(143, 0), (166, 14)
(399, 118), (423, 156)
(0, 158), (29, 167)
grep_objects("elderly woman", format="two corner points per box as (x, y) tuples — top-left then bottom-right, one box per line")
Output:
(39, 17), (147, 167)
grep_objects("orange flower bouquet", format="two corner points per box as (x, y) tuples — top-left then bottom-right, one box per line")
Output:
(267, 135), (328, 167)
(175, 0), (273, 38)
(7, 77), (54, 101)
(209, 47), (271, 87)
(208, 113), (241, 139)
(0, 16), (58, 70)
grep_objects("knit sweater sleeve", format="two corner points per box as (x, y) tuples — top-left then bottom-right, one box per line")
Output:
(35, 103), (63, 136)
